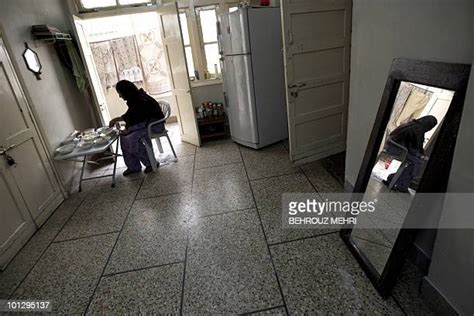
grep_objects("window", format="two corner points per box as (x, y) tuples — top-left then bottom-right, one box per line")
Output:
(179, 12), (196, 80)
(196, 6), (221, 78)
(177, 3), (239, 82)
(79, 0), (152, 10)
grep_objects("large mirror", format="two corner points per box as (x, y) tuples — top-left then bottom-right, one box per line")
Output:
(340, 59), (471, 297)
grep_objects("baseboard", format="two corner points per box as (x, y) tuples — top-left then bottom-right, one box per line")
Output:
(420, 278), (459, 315)
(344, 180), (354, 193)
(407, 242), (432, 275)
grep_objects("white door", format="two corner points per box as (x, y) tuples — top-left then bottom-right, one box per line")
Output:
(281, 0), (351, 162)
(157, 3), (201, 146)
(0, 38), (63, 269)
(73, 15), (111, 126)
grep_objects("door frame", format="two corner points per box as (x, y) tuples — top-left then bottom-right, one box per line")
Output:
(67, 1), (202, 146)
(0, 26), (67, 197)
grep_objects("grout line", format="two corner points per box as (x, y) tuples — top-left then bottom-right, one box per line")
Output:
(267, 230), (339, 247)
(198, 207), (255, 219)
(102, 261), (185, 278)
(134, 190), (191, 201)
(179, 149), (197, 315)
(179, 231), (189, 316)
(193, 160), (244, 171)
(7, 192), (91, 299)
(84, 177), (145, 314)
(240, 304), (287, 315)
(52, 231), (120, 244)
(238, 146), (290, 316)
(248, 170), (305, 183)
(299, 166), (324, 201)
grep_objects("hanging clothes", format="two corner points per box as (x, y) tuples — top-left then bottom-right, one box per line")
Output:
(90, 41), (118, 89)
(110, 36), (142, 84)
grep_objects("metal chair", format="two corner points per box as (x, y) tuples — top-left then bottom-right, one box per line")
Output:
(379, 137), (409, 189)
(141, 101), (177, 172)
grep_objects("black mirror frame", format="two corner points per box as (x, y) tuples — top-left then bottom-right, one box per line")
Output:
(340, 58), (471, 298)
(22, 42), (42, 80)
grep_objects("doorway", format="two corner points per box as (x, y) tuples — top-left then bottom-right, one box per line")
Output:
(72, 4), (201, 146)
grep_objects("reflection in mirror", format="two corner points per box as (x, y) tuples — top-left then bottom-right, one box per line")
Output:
(351, 82), (454, 275)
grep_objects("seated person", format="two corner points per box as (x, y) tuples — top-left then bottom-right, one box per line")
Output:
(384, 115), (438, 192)
(109, 80), (165, 176)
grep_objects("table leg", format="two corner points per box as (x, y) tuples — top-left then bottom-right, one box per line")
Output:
(111, 137), (119, 188)
(78, 155), (87, 192)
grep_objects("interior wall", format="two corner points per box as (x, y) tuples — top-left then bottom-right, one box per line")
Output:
(0, 0), (96, 192)
(347, 0), (473, 314)
(427, 74), (474, 315)
(191, 83), (224, 108)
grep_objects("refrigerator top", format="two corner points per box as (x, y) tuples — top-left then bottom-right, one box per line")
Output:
(219, 7), (251, 56)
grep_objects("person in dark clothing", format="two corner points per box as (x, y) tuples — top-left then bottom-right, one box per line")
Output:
(384, 115), (438, 192)
(109, 80), (165, 176)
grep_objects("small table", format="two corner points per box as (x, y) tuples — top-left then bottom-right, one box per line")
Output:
(54, 132), (120, 192)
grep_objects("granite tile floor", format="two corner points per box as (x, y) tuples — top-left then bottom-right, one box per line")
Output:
(1, 125), (422, 314)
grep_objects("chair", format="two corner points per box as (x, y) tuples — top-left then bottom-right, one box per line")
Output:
(141, 101), (177, 172)
(379, 137), (409, 190)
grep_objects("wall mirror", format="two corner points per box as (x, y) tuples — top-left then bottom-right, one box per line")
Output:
(22, 43), (42, 80)
(340, 59), (471, 297)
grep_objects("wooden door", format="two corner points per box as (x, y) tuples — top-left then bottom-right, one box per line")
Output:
(0, 38), (63, 269)
(281, 0), (352, 162)
(157, 3), (201, 146)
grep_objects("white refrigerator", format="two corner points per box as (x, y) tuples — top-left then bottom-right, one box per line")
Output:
(218, 6), (288, 149)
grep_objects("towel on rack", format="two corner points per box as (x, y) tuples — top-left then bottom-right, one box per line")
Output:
(65, 40), (88, 93)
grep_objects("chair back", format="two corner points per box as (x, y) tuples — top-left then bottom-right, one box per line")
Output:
(159, 101), (171, 120)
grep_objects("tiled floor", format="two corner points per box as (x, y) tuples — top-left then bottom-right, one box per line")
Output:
(0, 125), (419, 314)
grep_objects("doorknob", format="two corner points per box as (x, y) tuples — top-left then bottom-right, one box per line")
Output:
(0, 144), (17, 166)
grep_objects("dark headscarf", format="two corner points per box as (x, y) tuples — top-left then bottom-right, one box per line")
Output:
(116, 80), (140, 101)
(389, 115), (438, 155)
(116, 80), (164, 128)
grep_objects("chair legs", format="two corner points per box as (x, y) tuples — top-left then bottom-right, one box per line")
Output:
(154, 138), (164, 154)
(141, 138), (159, 172)
(165, 133), (177, 159)
(388, 162), (408, 189)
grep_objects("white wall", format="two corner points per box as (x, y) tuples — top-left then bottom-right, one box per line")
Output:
(347, 0), (473, 314)
(0, 0), (96, 191)
(191, 82), (224, 108)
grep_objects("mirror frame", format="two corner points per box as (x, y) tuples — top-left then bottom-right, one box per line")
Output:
(22, 43), (42, 80)
(340, 58), (471, 298)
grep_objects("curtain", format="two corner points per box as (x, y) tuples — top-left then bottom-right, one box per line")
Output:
(135, 29), (171, 94)
(90, 33), (170, 95)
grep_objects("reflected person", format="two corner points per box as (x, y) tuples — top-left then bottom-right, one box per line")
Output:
(384, 115), (438, 192)
(109, 80), (165, 176)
